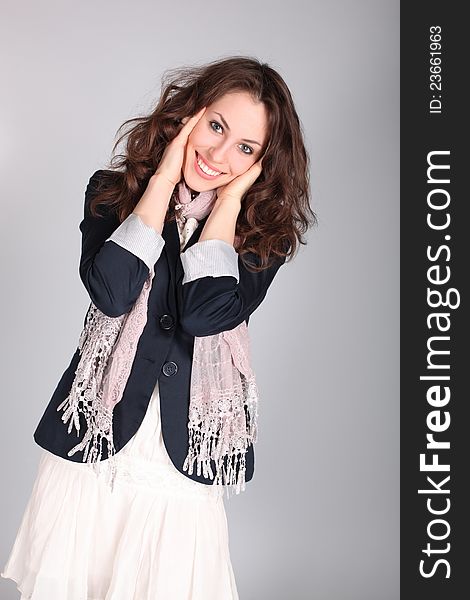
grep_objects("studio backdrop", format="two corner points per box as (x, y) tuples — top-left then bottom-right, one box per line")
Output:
(0, 1), (399, 599)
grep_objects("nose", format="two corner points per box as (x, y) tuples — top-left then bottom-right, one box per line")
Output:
(207, 141), (230, 169)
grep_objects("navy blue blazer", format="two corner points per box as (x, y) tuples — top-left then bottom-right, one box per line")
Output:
(33, 170), (287, 485)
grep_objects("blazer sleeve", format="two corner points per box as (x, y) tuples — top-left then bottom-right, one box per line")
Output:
(79, 170), (165, 317)
(178, 238), (287, 336)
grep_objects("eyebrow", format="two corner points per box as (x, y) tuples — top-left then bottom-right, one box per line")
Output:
(213, 111), (262, 146)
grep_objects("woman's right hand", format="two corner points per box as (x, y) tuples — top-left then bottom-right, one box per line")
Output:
(154, 106), (207, 187)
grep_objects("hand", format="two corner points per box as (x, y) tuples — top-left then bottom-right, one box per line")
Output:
(154, 107), (207, 187)
(216, 155), (265, 203)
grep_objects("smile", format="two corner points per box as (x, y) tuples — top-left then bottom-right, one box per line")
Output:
(195, 152), (225, 178)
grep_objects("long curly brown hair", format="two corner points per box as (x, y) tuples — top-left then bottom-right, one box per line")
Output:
(89, 55), (317, 271)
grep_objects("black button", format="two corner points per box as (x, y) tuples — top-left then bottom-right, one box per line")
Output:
(162, 361), (178, 377)
(159, 314), (175, 330)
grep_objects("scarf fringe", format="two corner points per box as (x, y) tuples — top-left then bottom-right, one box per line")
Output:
(182, 374), (260, 497)
(55, 302), (124, 491)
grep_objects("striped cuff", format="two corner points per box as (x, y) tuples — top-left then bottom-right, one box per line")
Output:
(106, 213), (165, 272)
(181, 239), (239, 284)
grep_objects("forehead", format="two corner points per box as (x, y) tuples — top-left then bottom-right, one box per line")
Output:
(207, 92), (268, 142)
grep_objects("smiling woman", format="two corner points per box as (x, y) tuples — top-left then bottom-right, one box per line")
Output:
(1, 55), (316, 600)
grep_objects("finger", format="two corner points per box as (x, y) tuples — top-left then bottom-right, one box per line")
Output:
(179, 107), (206, 136)
(232, 165), (262, 195)
(257, 150), (267, 169)
(235, 161), (262, 187)
(246, 161), (264, 186)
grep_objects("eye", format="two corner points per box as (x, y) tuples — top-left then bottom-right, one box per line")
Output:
(210, 120), (223, 133)
(239, 143), (254, 155)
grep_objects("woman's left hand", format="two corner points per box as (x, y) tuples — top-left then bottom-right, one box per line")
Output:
(216, 156), (264, 203)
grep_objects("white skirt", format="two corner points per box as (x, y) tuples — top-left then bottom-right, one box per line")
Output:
(1, 380), (239, 600)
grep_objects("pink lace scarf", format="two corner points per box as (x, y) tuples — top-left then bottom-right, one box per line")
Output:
(57, 180), (259, 495)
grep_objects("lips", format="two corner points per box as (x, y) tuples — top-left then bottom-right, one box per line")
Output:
(195, 151), (225, 176)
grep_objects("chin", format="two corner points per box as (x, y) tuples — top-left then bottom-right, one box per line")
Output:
(181, 172), (203, 193)
(183, 168), (223, 193)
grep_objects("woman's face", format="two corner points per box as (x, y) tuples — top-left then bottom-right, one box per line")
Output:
(182, 91), (268, 193)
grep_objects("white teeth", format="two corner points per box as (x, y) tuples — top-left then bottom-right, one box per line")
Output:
(197, 154), (221, 176)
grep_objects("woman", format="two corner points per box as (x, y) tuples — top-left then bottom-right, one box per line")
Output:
(2, 56), (315, 599)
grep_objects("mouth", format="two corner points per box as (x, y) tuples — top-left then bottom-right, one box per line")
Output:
(194, 151), (226, 180)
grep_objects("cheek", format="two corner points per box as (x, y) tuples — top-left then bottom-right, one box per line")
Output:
(186, 133), (196, 151)
(229, 155), (255, 176)
(184, 131), (200, 164)
(188, 123), (207, 147)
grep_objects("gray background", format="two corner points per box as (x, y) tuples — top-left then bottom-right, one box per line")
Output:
(0, 1), (399, 599)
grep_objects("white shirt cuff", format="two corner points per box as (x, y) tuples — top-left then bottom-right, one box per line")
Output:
(181, 239), (239, 284)
(106, 213), (165, 272)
